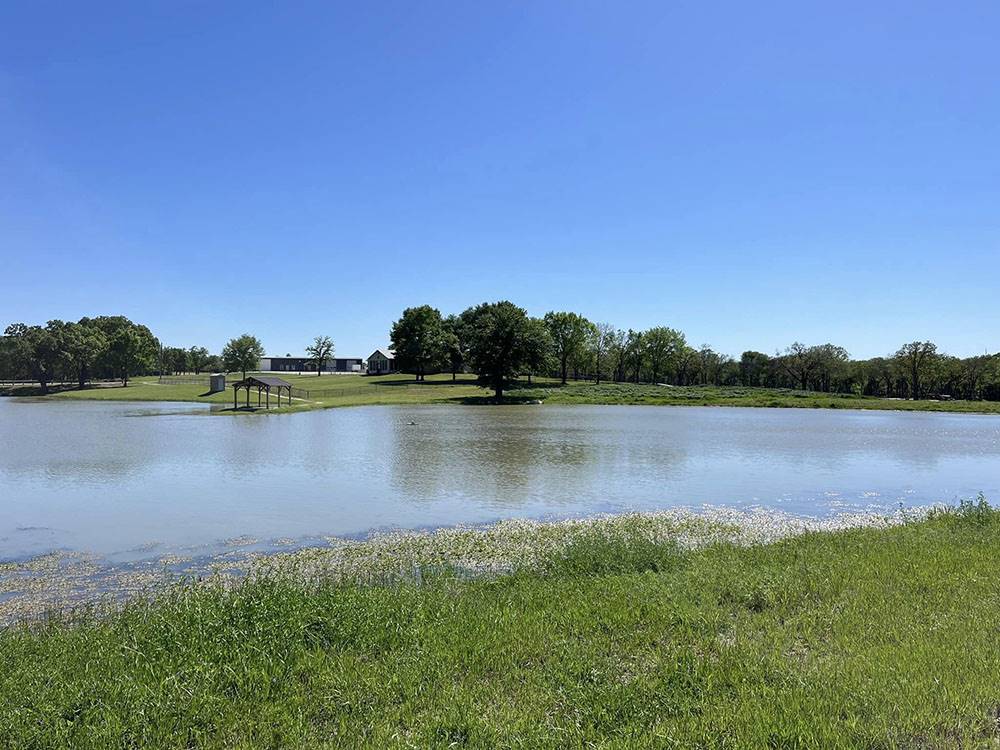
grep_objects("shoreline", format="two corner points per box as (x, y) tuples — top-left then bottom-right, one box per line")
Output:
(0, 504), (933, 626)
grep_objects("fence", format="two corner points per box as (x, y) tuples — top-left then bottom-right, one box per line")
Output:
(157, 375), (212, 386)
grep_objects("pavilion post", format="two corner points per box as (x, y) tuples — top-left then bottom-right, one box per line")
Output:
(233, 387), (237, 410)
(266, 388), (270, 409)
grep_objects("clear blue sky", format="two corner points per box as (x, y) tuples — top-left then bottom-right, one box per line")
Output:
(2, 1), (998, 359)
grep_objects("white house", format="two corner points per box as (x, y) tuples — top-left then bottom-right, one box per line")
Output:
(366, 349), (396, 374)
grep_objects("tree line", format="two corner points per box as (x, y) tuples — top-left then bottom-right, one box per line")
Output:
(390, 302), (1000, 400)
(0, 318), (338, 392)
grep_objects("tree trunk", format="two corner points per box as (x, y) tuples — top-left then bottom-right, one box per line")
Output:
(560, 359), (568, 385)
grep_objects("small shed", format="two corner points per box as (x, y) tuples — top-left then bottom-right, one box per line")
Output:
(209, 374), (226, 393)
(231, 375), (292, 409)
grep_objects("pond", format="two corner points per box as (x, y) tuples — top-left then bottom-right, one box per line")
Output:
(2, 399), (999, 561)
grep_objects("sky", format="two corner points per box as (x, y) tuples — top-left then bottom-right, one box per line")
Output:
(1, 1), (998, 360)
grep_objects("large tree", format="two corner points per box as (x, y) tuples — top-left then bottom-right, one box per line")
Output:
(464, 301), (537, 399)
(305, 336), (335, 376)
(223, 334), (265, 380)
(83, 316), (158, 384)
(390, 305), (448, 381)
(188, 346), (211, 374)
(3, 323), (62, 393)
(58, 321), (107, 388)
(544, 311), (594, 384)
(894, 341), (938, 400)
(643, 326), (686, 384)
(780, 341), (818, 391)
(443, 314), (469, 381)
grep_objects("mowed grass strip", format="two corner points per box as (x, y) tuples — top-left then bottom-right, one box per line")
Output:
(27, 375), (1000, 414)
(2, 505), (999, 748)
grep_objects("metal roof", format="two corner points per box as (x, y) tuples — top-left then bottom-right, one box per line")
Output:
(232, 375), (292, 388)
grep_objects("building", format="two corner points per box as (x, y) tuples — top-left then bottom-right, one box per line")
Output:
(366, 349), (396, 374)
(259, 356), (363, 373)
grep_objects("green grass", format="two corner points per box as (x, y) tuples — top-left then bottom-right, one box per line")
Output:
(2, 503), (1000, 748)
(6, 375), (1000, 415)
(508, 380), (1000, 414)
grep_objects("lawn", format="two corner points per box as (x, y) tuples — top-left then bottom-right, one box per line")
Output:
(8, 374), (1000, 415)
(1, 502), (999, 748)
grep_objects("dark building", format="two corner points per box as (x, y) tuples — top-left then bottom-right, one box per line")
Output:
(259, 357), (363, 373)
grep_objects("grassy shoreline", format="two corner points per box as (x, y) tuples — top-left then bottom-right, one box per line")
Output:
(5, 374), (1000, 415)
(1, 502), (998, 747)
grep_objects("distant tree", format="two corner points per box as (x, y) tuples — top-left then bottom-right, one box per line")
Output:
(894, 341), (938, 400)
(464, 301), (535, 399)
(3, 323), (62, 393)
(810, 344), (850, 392)
(48, 320), (107, 388)
(443, 314), (469, 381)
(161, 346), (188, 375)
(544, 311), (593, 384)
(780, 342), (818, 391)
(591, 323), (616, 384)
(82, 316), (158, 384)
(108, 327), (158, 386)
(625, 329), (645, 383)
(674, 345), (698, 386)
(305, 336), (335, 376)
(522, 317), (554, 384)
(607, 328), (628, 382)
(739, 351), (771, 387)
(643, 326), (686, 384)
(223, 334), (265, 381)
(390, 305), (448, 381)
(188, 346), (211, 374)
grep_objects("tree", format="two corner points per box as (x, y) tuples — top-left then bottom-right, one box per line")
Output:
(390, 305), (448, 381)
(305, 336), (335, 376)
(625, 329), (645, 383)
(57, 321), (107, 388)
(223, 334), (265, 380)
(780, 342), (818, 391)
(544, 312), (594, 384)
(811, 344), (850, 392)
(108, 326), (158, 386)
(643, 326), (686, 384)
(83, 316), (158, 384)
(591, 323), (616, 384)
(739, 351), (771, 387)
(3, 323), (62, 393)
(607, 328), (628, 382)
(443, 314), (469, 381)
(464, 301), (536, 399)
(522, 317), (554, 384)
(894, 341), (938, 400)
(188, 346), (211, 374)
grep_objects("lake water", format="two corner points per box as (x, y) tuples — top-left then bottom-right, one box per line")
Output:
(2, 399), (999, 561)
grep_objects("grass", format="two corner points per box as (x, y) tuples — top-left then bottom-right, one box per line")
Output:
(2, 501), (1000, 748)
(507, 380), (1000, 414)
(6, 374), (1000, 415)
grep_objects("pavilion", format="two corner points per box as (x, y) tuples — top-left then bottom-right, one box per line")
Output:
(231, 375), (293, 409)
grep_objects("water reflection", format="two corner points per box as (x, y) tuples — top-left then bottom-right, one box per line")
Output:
(1, 399), (999, 559)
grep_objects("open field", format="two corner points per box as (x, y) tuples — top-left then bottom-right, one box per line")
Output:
(2, 501), (999, 747)
(7, 374), (1000, 415)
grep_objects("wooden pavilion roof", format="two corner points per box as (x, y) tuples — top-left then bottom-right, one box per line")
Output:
(231, 375), (292, 389)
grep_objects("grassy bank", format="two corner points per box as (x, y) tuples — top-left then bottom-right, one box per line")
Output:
(6, 374), (1000, 414)
(2, 503), (999, 747)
